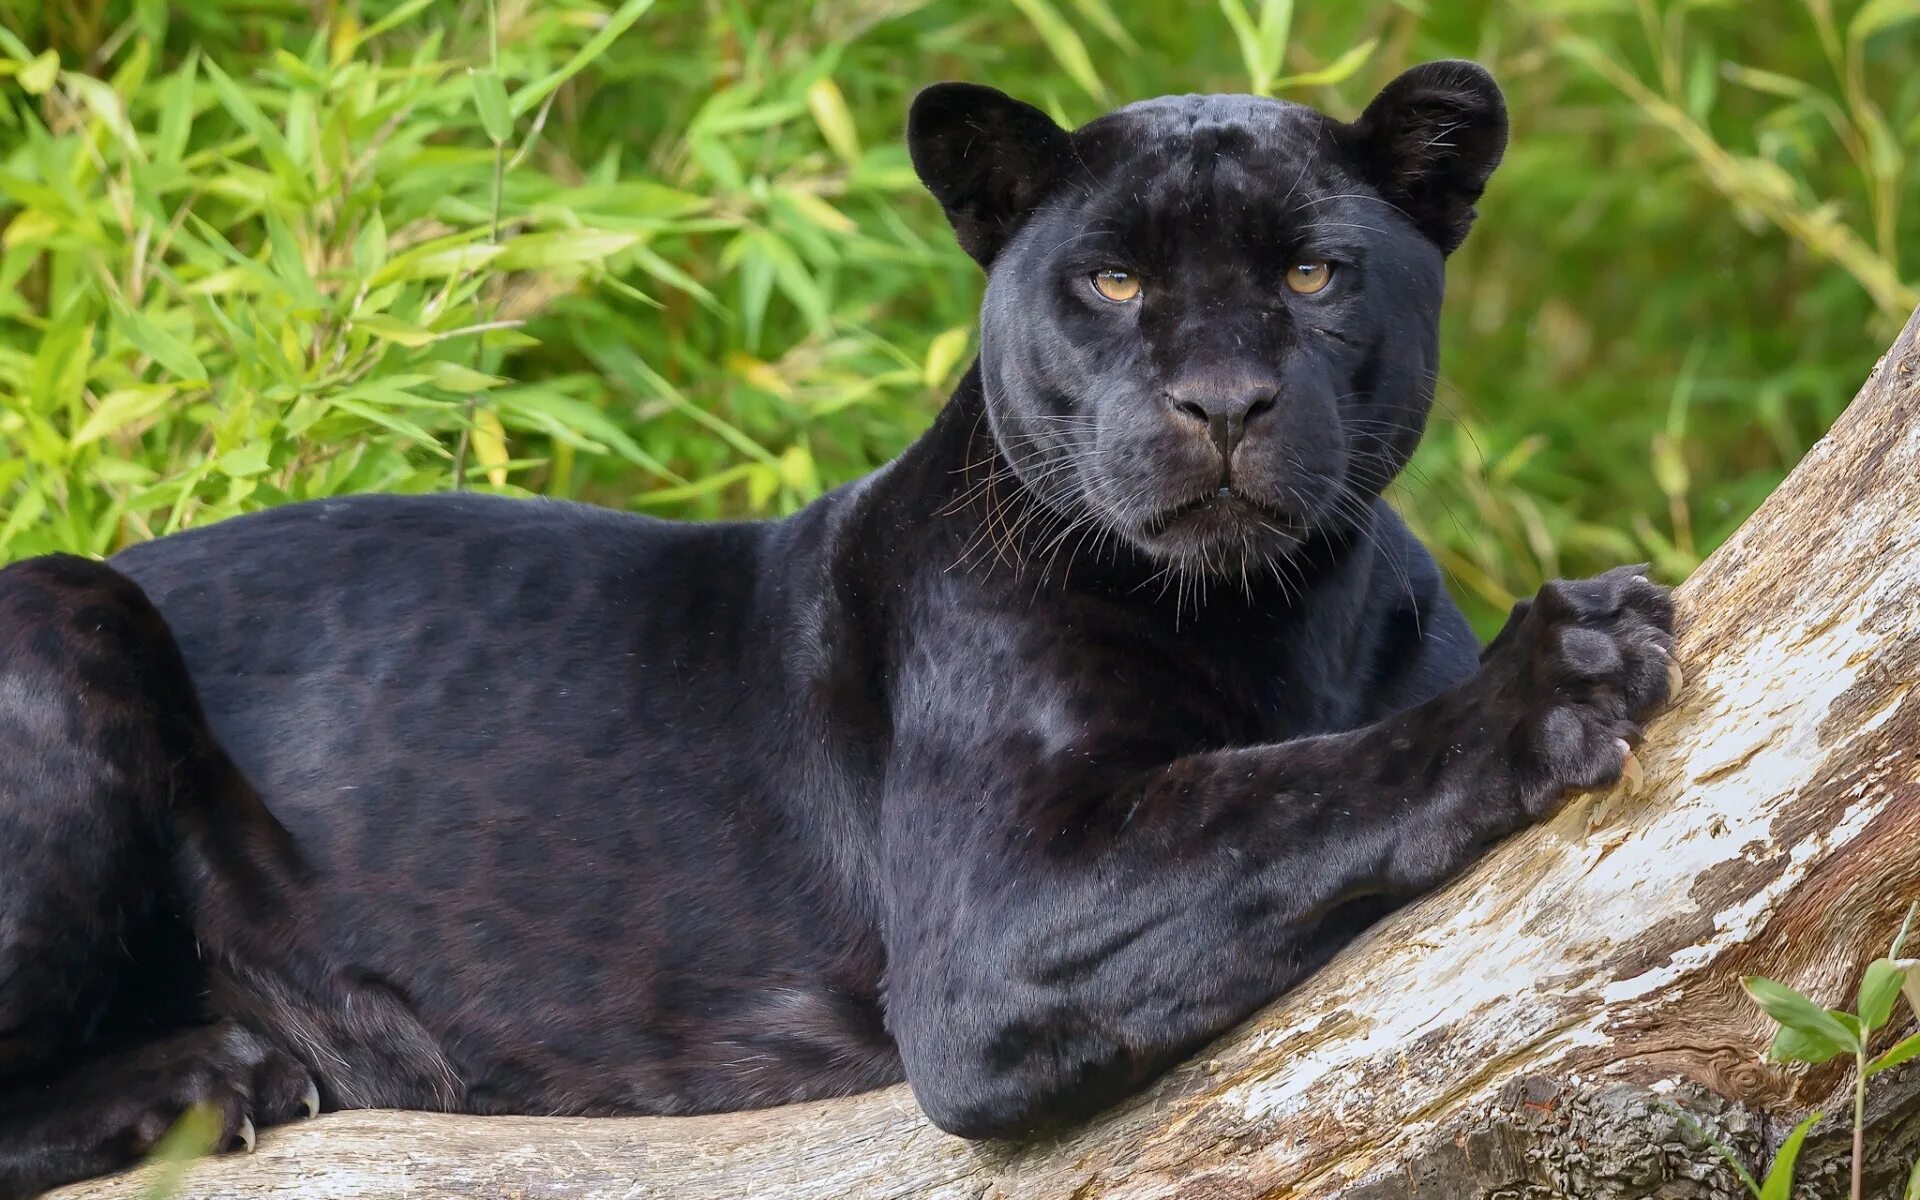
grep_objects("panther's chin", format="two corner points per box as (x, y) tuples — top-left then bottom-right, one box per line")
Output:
(1133, 489), (1308, 567)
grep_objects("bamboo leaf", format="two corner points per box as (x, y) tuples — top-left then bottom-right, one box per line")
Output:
(352, 314), (437, 347)
(472, 408), (509, 487)
(1861, 959), (1913, 1032)
(470, 68), (513, 145)
(806, 78), (861, 164)
(512, 0), (659, 116)
(1768, 1023), (1848, 1065)
(73, 385), (177, 445)
(1867, 1029), (1920, 1078)
(1742, 977), (1861, 1052)
(923, 326), (971, 388)
(1757, 1111), (1821, 1200)
(1067, 0), (1137, 50)
(1218, 0), (1268, 93)
(1850, 0), (1920, 44)
(156, 53), (199, 167)
(217, 443), (274, 477)
(495, 229), (641, 269)
(201, 57), (300, 180)
(18, 50), (58, 95)
(113, 307), (207, 384)
(1274, 38), (1378, 91)
(1008, 0), (1108, 102)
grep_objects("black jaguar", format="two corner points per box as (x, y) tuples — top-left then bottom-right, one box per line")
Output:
(0, 61), (1674, 1196)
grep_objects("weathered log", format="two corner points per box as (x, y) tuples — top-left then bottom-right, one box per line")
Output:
(57, 306), (1920, 1200)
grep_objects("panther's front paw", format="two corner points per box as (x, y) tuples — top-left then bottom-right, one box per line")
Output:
(1483, 564), (1677, 816)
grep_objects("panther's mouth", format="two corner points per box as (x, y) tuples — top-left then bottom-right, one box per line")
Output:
(1140, 490), (1302, 541)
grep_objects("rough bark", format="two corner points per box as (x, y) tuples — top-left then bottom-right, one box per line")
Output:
(57, 307), (1920, 1200)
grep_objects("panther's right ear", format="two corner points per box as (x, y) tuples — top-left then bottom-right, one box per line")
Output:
(1346, 61), (1507, 256)
(908, 83), (1073, 267)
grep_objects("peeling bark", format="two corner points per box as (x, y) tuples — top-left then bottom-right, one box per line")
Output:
(56, 307), (1920, 1200)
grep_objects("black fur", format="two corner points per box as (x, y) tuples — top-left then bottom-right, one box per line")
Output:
(0, 63), (1671, 1195)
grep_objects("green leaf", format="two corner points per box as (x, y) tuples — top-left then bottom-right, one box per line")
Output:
(72, 386), (177, 445)
(200, 57), (300, 181)
(923, 326), (971, 388)
(1720, 64), (1814, 101)
(768, 240), (831, 336)
(137, 1102), (226, 1200)
(216, 443), (274, 478)
(371, 240), (506, 284)
(1890, 901), (1918, 958)
(631, 244), (716, 305)
(1008, 0), (1108, 102)
(352, 314), (437, 348)
(1861, 959), (1912, 1032)
(28, 312), (92, 414)
(263, 215), (322, 309)
(1768, 1023), (1848, 1065)
(17, 50), (58, 95)
(0, 488), (47, 550)
(113, 307), (207, 383)
(805, 78), (861, 164)
(156, 53), (198, 167)
(781, 189), (856, 235)
(1850, 0), (1920, 43)
(354, 0), (437, 45)
(495, 230), (641, 270)
(1274, 38), (1378, 91)
(470, 68), (513, 145)
(1218, 0), (1292, 95)
(426, 361), (508, 392)
(1867, 1029), (1920, 1078)
(1219, 0), (1264, 92)
(326, 396), (451, 455)
(351, 211), (388, 279)
(1741, 977), (1861, 1052)
(1758, 1111), (1821, 1200)
(512, 0), (659, 116)
(495, 388), (674, 476)
(1067, 0), (1138, 50)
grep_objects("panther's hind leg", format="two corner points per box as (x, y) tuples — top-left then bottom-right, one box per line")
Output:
(0, 555), (314, 1196)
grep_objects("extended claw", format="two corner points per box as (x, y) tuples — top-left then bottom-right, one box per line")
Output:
(235, 1114), (256, 1154)
(1666, 656), (1685, 699)
(1617, 739), (1643, 796)
(302, 1080), (321, 1120)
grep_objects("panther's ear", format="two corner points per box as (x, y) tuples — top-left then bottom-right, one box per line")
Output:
(1346, 61), (1507, 255)
(908, 83), (1073, 266)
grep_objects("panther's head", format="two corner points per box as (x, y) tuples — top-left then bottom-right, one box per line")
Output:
(909, 63), (1506, 577)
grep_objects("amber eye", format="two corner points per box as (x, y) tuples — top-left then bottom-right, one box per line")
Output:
(1284, 260), (1333, 296)
(1091, 269), (1141, 303)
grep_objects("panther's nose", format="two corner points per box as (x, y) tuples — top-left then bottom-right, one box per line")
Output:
(1164, 383), (1278, 461)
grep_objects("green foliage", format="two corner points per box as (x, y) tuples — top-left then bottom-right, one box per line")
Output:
(0, 0), (1916, 634)
(139, 1101), (224, 1199)
(1736, 902), (1920, 1199)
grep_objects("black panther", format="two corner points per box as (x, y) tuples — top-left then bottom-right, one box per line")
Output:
(0, 61), (1675, 1195)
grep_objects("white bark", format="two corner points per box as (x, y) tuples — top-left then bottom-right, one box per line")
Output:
(57, 308), (1920, 1200)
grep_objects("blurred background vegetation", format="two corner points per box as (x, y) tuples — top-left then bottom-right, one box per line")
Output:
(0, 0), (1914, 632)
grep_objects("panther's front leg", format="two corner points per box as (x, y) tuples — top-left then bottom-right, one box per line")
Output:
(882, 566), (1675, 1139)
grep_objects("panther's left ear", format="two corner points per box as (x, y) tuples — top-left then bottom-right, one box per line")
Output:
(1345, 60), (1507, 255)
(908, 82), (1073, 267)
